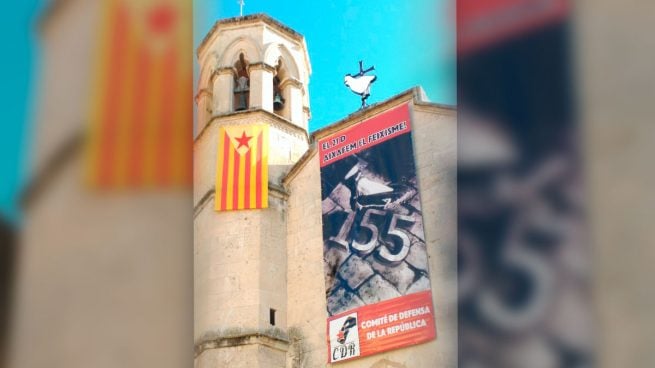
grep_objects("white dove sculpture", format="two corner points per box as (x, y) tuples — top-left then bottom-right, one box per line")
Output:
(344, 61), (377, 109)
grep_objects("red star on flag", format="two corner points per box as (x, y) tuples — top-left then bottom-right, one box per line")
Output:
(148, 5), (177, 35)
(235, 131), (252, 149)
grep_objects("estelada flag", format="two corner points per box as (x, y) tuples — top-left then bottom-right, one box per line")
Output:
(86, 0), (192, 188)
(215, 125), (269, 211)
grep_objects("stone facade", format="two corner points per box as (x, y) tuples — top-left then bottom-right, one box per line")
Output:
(282, 92), (457, 368)
(194, 14), (457, 368)
(194, 14), (313, 368)
(195, 96), (457, 368)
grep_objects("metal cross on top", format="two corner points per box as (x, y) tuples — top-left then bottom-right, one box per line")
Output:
(238, 0), (245, 16)
(344, 61), (378, 109)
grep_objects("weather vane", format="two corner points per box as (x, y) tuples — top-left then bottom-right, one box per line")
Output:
(344, 61), (377, 109)
(238, 0), (245, 16)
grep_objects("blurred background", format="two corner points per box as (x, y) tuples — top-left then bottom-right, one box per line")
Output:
(458, 1), (592, 367)
(458, 1), (655, 367)
(1, 1), (194, 367)
(0, 0), (654, 367)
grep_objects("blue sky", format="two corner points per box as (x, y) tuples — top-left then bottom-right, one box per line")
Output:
(194, 0), (455, 131)
(0, 0), (42, 222)
(2, 0), (454, 222)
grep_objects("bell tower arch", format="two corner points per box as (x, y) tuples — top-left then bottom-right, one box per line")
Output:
(196, 16), (311, 133)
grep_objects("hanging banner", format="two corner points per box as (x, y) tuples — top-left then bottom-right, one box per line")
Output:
(215, 124), (269, 211)
(86, 0), (192, 188)
(319, 103), (436, 363)
(458, 0), (569, 54)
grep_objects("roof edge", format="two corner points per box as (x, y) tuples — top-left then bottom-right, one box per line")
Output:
(312, 86), (454, 142)
(283, 86), (457, 186)
(197, 13), (305, 58)
(282, 143), (317, 188)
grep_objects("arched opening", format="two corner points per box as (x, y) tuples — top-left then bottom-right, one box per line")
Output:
(272, 59), (286, 113)
(233, 53), (250, 111)
(273, 58), (288, 118)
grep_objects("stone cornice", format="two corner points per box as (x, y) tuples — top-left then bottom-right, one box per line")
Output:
(248, 62), (276, 73)
(197, 13), (305, 58)
(281, 143), (317, 188)
(193, 189), (214, 218)
(311, 86), (455, 142)
(414, 100), (457, 115)
(194, 108), (309, 145)
(283, 86), (457, 187)
(194, 88), (212, 103)
(279, 77), (303, 90)
(215, 66), (236, 76)
(269, 183), (290, 200)
(311, 88), (415, 142)
(194, 183), (289, 216)
(194, 331), (290, 358)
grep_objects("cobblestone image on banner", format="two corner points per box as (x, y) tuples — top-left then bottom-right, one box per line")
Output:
(322, 133), (430, 314)
(319, 103), (436, 362)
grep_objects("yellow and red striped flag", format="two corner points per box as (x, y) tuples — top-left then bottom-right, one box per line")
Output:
(215, 125), (269, 211)
(86, 0), (192, 188)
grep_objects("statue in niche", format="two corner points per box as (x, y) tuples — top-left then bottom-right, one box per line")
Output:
(233, 53), (250, 111)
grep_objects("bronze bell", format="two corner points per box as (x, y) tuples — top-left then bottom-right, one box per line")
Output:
(234, 76), (249, 111)
(235, 94), (248, 111)
(273, 92), (285, 111)
(234, 95), (248, 111)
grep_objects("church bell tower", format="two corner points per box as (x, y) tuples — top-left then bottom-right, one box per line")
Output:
(194, 14), (311, 367)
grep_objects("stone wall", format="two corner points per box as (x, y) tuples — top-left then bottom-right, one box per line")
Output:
(194, 192), (290, 368)
(11, 1), (193, 367)
(194, 15), (313, 368)
(13, 149), (193, 368)
(285, 152), (329, 368)
(284, 97), (457, 367)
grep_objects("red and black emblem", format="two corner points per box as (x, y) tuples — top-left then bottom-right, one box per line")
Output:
(336, 316), (357, 344)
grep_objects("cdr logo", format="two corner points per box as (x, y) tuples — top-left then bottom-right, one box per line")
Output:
(329, 313), (361, 362)
(336, 316), (357, 344)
